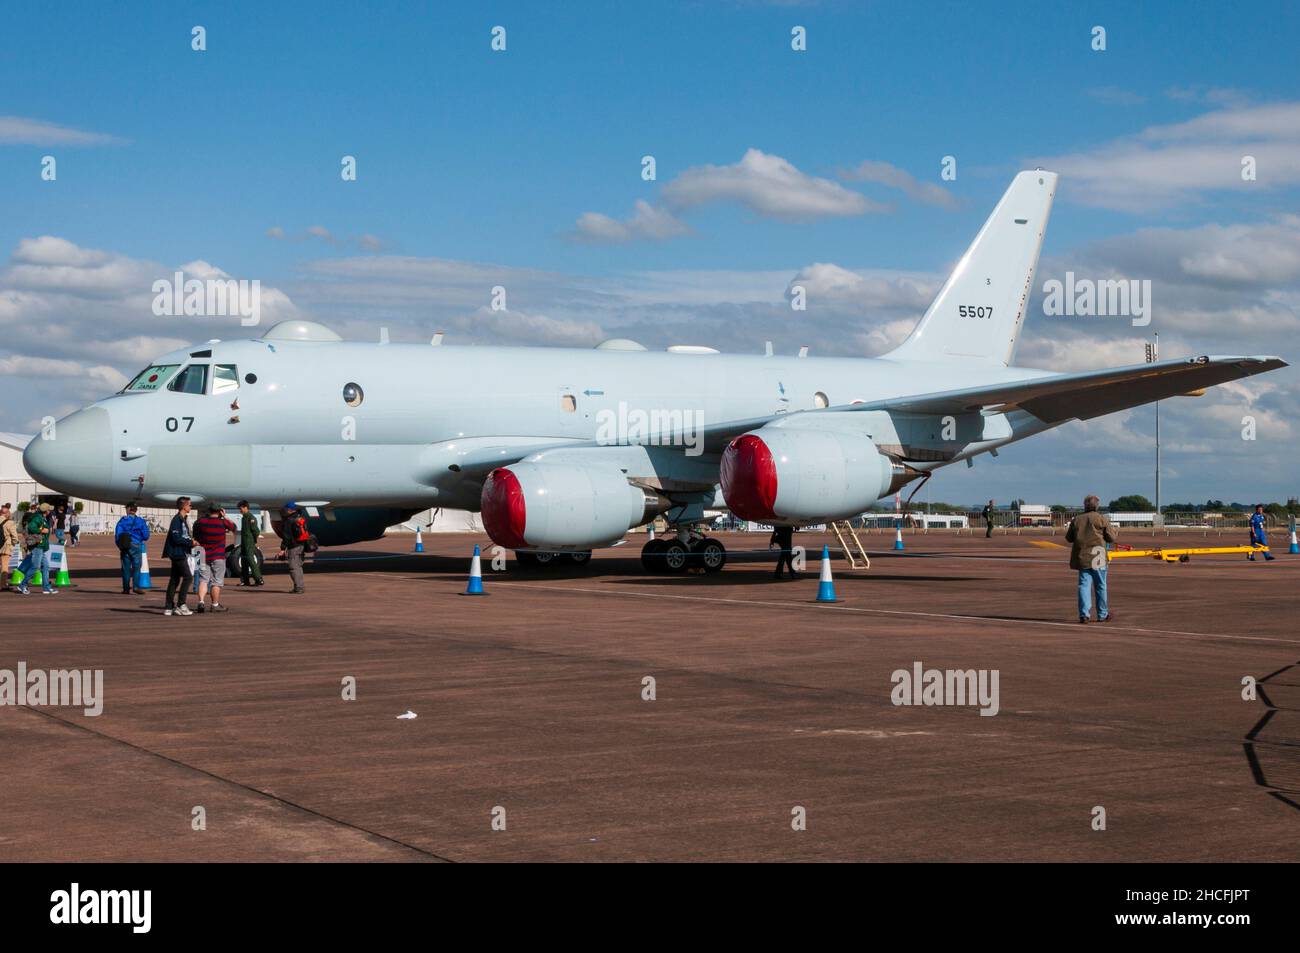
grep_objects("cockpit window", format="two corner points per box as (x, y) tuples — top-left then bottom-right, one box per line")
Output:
(167, 364), (209, 395)
(123, 364), (180, 392)
(213, 364), (239, 395)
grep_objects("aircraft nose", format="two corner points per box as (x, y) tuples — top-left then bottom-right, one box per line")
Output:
(22, 407), (114, 496)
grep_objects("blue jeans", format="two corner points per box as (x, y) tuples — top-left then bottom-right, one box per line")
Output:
(120, 542), (142, 591)
(1078, 568), (1108, 620)
(20, 547), (51, 589)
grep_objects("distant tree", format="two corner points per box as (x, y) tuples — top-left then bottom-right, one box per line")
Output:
(1107, 495), (1154, 512)
(73, 500), (84, 513)
(1050, 504), (1068, 513)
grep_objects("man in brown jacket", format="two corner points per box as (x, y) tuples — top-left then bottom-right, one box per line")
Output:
(1065, 495), (1116, 624)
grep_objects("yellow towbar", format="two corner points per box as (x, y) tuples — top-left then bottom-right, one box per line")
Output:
(1108, 544), (1269, 563)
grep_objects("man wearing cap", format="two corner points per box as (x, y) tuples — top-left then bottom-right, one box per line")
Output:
(277, 502), (308, 593)
(114, 502), (152, 594)
(15, 503), (57, 595)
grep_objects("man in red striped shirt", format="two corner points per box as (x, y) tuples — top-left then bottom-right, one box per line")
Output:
(193, 502), (237, 613)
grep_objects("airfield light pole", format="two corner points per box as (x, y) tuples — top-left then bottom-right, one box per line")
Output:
(1146, 334), (1162, 526)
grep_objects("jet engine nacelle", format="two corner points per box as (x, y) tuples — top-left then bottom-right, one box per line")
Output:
(481, 462), (665, 550)
(721, 427), (914, 523)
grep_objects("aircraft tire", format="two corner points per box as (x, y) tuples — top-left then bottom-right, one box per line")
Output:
(692, 537), (727, 573)
(661, 539), (690, 574)
(225, 544), (265, 578)
(566, 551), (593, 567)
(641, 539), (667, 573)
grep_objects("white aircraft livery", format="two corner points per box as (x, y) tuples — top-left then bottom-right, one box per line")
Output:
(23, 171), (1286, 573)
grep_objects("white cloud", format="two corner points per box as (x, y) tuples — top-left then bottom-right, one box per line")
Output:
(0, 355), (126, 391)
(662, 148), (881, 221)
(1077, 216), (1300, 288)
(0, 116), (124, 146)
(570, 200), (690, 244)
(267, 225), (386, 250)
(1032, 101), (1300, 210)
(786, 262), (937, 311)
(0, 238), (301, 426)
(838, 160), (959, 209)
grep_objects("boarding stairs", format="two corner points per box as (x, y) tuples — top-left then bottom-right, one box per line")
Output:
(830, 520), (870, 570)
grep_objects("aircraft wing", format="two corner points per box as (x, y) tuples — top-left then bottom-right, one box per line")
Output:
(830, 355), (1288, 424)
(684, 355), (1285, 450)
(433, 355), (1286, 469)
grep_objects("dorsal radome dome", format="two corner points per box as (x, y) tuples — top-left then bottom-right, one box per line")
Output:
(262, 320), (343, 342)
(595, 338), (648, 351)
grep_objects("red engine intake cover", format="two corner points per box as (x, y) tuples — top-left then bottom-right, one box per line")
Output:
(720, 433), (778, 522)
(481, 467), (528, 549)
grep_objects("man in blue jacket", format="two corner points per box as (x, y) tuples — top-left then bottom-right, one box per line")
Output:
(162, 497), (195, 616)
(1248, 504), (1276, 561)
(114, 502), (151, 593)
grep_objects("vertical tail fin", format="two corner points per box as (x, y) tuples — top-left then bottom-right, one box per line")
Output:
(885, 170), (1057, 366)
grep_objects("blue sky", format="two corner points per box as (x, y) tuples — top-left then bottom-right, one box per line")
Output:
(2, 0), (1298, 506)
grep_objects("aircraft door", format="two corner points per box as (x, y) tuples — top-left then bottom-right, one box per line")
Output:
(555, 384), (587, 436)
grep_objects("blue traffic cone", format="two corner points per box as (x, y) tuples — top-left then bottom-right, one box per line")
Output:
(815, 545), (838, 602)
(1289, 527), (1298, 555)
(414, 527), (424, 553)
(137, 551), (153, 590)
(463, 544), (485, 595)
(893, 525), (905, 551)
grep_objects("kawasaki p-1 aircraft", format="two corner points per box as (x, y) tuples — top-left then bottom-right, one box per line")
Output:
(24, 171), (1286, 574)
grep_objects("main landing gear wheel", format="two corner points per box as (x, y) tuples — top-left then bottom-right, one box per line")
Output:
(515, 550), (592, 570)
(225, 544), (264, 579)
(661, 539), (690, 573)
(641, 539), (667, 572)
(691, 537), (727, 573)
